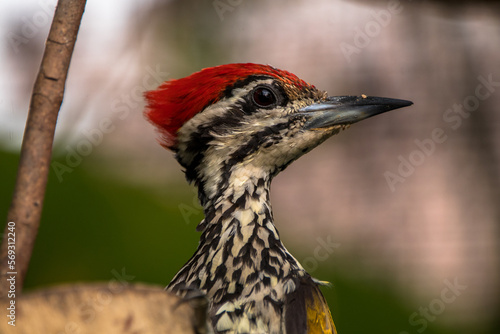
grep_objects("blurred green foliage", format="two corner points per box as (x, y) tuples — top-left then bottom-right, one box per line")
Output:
(0, 148), (470, 333)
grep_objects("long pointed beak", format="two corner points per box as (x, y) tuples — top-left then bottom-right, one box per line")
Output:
(299, 96), (413, 130)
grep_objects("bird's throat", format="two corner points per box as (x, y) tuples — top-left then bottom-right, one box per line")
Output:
(168, 167), (305, 304)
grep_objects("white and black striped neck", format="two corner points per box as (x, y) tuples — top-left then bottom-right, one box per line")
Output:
(168, 163), (311, 331)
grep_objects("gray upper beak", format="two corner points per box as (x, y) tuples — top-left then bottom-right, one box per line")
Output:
(299, 96), (413, 130)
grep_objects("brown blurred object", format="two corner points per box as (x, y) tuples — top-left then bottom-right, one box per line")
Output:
(0, 283), (207, 333)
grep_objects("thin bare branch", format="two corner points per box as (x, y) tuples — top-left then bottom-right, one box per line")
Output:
(1, 0), (87, 294)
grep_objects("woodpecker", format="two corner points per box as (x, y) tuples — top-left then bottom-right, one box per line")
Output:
(145, 63), (412, 334)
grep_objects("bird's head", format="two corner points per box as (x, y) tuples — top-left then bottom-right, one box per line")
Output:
(145, 63), (412, 197)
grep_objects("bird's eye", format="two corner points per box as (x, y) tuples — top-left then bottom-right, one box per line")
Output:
(252, 87), (277, 108)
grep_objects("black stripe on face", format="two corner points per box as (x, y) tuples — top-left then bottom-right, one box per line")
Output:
(179, 107), (247, 186)
(226, 121), (290, 167)
(223, 76), (289, 113)
(222, 75), (270, 99)
(181, 102), (291, 187)
(210, 121), (290, 196)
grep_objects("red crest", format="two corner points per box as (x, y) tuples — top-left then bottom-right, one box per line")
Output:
(144, 63), (312, 148)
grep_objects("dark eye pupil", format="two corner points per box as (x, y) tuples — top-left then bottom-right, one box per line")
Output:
(253, 88), (276, 107)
